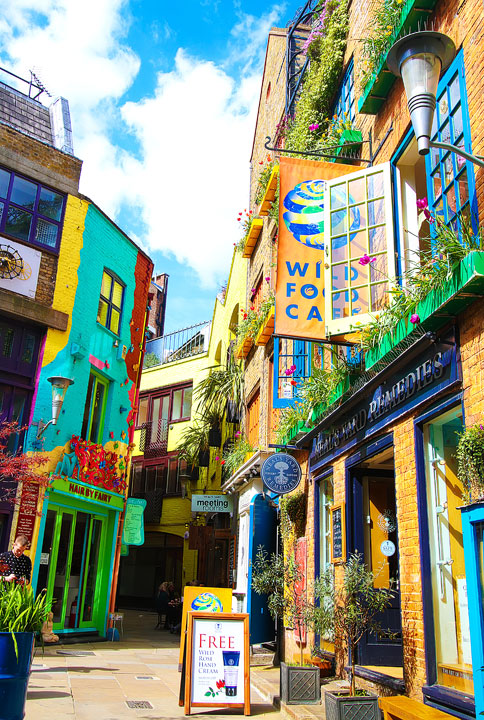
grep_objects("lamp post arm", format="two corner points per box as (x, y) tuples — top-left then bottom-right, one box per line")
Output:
(36, 418), (53, 440)
(429, 140), (484, 168)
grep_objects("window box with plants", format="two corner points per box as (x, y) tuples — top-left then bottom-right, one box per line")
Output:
(255, 307), (275, 346)
(254, 157), (279, 217)
(242, 218), (263, 259)
(358, 0), (439, 115)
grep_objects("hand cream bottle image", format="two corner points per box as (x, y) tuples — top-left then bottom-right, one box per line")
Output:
(222, 650), (240, 696)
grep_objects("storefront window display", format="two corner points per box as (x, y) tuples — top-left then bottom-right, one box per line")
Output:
(423, 407), (472, 693)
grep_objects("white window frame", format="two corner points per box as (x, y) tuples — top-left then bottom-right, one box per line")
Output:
(324, 162), (396, 336)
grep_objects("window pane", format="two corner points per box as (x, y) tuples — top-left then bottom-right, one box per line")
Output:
(438, 92), (449, 123)
(101, 272), (112, 300)
(332, 291), (349, 319)
(112, 281), (123, 308)
(330, 183), (347, 209)
(368, 198), (385, 226)
(332, 235), (347, 263)
(367, 172), (384, 199)
(331, 209), (347, 235)
(369, 225), (386, 254)
(89, 379), (106, 443)
(5, 206), (32, 242)
(182, 387), (192, 418)
(370, 254), (387, 281)
(348, 177), (365, 204)
(167, 458), (179, 494)
(137, 397), (149, 426)
(457, 170), (469, 206)
(38, 187), (63, 220)
(21, 333), (36, 364)
(351, 285), (369, 315)
(35, 218), (58, 248)
(350, 230), (366, 258)
(433, 168), (442, 199)
(449, 73), (460, 109)
(10, 176), (37, 210)
(110, 308), (120, 335)
(81, 374), (95, 439)
(172, 389), (182, 420)
(350, 203), (366, 231)
(97, 299), (108, 327)
(371, 283), (388, 311)
(351, 259), (368, 285)
(0, 169), (9, 199)
(451, 105), (463, 143)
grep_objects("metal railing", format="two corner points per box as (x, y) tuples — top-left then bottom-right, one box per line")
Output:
(139, 419), (169, 458)
(143, 321), (211, 368)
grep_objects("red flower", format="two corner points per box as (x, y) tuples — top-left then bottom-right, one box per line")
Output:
(216, 679), (225, 689)
(291, 380), (297, 386)
(237, 217), (241, 221)
(221, 460), (225, 465)
(243, 313), (247, 319)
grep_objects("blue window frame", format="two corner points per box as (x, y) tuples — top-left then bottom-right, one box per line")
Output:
(97, 269), (125, 336)
(0, 165), (66, 252)
(332, 58), (355, 123)
(426, 51), (478, 232)
(273, 338), (323, 408)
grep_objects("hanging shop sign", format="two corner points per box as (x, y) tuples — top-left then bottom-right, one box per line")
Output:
(16, 481), (40, 544)
(184, 612), (250, 715)
(275, 156), (355, 341)
(50, 475), (124, 511)
(191, 495), (233, 513)
(261, 453), (301, 494)
(122, 497), (146, 546)
(310, 330), (459, 467)
(0, 240), (41, 299)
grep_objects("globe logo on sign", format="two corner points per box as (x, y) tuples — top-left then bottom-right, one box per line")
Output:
(261, 453), (301, 495)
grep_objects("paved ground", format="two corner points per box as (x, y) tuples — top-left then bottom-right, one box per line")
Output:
(25, 609), (284, 720)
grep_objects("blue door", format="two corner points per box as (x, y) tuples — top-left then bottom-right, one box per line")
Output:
(247, 494), (277, 644)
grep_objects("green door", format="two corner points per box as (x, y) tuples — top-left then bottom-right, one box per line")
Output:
(41, 507), (107, 631)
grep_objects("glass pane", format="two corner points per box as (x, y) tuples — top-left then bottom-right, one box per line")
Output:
(109, 308), (120, 335)
(433, 168), (442, 199)
(35, 218), (58, 248)
(97, 299), (108, 327)
(145, 466), (156, 492)
(438, 92), (449, 123)
(36, 509), (56, 595)
(89, 379), (106, 443)
(5, 206), (32, 242)
(350, 203), (366, 231)
(112, 281), (123, 308)
(0, 201), (3, 225)
(101, 272), (112, 300)
(38, 187), (63, 221)
(348, 177), (365, 204)
(81, 374), (95, 440)
(152, 397), (160, 429)
(82, 519), (102, 623)
(161, 395), (170, 421)
(350, 230), (366, 258)
(52, 513), (74, 624)
(172, 389), (182, 420)
(0, 169), (10, 199)
(444, 154), (454, 187)
(368, 198), (384, 226)
(449, 73), (460, 109)
(370, 254), (387, 282)
(367, 172), (384, 199)
(446, 185), (457, 215)
(369, 225), (386, 254)
(138, 397), (149, 426)
(331, 209), (347, 235)
(10, 176), (37, 210)
(331, 263), (347, 291)
(66, 512), (89, 629)
(351, 259), (368, 285)
(457, 170), (469, 206)
(332, 291), (349, 319)
(182, 387), (192, 418)
(430, 146), (440, 170)
(451, 106), (463, 144)
(332, 235), (347, 263)
(330, 183), (346, 209)
(351, 285), (369, 316)
(371, 283), (388, 311)
(441, 121), (451, 145)
(1, 326), (14, 358)
(21, 333), (36, 364)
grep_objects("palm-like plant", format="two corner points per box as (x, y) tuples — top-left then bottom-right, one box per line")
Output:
(195, 349), (244, 421)
(176, 422), (209, 466)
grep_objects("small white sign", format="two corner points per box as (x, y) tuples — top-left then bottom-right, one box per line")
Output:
(380, 540), (396, 557)
(40, 552), (49, 565)
(0, 238), (41, 298)
(191, 495), (233, 513)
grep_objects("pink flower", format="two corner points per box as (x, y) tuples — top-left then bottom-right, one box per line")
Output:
(215, 456), (219, 461)
(423, 208), (434, 224)
(285, 365), (297, 376)
(309, 123), (320, 131)
(235, 431), (241, 437)
(359, 254), (376, 266)
(265, 276), (270, 283)
(410, 314), (420, 324)
(251, 288), (256, 293)
(416, 197), (428, 209)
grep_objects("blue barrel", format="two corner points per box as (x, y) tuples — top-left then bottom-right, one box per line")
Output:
(0, 632), (34, 720)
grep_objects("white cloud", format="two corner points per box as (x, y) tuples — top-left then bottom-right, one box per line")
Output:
(0, 0), (286, 287)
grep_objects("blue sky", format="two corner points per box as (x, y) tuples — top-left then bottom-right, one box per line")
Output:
(0, 0), (301, 333)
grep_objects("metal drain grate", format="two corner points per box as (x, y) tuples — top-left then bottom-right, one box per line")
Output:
(126, 700), (154, 709)
(56, 650), (96, 656)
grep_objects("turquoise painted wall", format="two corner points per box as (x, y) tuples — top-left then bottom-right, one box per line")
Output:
(27, 203), (143, 452)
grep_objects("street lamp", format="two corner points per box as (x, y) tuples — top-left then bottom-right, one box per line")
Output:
(387, 30), (484, 167)
(36, 375), (74, 439)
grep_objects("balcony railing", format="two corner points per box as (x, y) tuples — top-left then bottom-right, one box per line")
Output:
(143, 321), (211, 368)
(139, 419), (169, 458)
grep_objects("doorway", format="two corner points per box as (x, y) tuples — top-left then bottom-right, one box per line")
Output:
(348, 445), (403, 667)
(37, 506), (107, 630)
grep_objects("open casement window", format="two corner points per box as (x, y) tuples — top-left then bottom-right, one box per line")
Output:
(324, 162), (396, 337)
(273, 338), (323, 408)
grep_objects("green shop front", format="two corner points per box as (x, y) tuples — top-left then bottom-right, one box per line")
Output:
(32, 476), (124, 637)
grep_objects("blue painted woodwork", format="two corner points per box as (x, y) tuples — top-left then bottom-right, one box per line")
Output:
(247, 493), (277, 644)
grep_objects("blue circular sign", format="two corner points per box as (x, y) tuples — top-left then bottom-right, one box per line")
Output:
(261, 453), (301, 494)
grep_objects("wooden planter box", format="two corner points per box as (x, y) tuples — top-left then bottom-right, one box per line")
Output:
(325, 691), (379, 720)
(280, 662), (321, 705)
(242, 218), (263, 258)
(255, 308), (275, 346)
(358, 0), (438, 115)
(236, 336), (253, 359)
(258, 166), (279, 216)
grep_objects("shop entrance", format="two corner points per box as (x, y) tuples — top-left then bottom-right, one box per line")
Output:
(37, 506), (107, 630)
(348, 446), (403, 667)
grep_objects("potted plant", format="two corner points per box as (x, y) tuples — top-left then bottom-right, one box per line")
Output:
(316, 553), (394, 720)
(251, 547), (321, 705)
(0, 581), (51, 720)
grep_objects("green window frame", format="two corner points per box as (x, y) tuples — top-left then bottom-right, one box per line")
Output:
(81, 372), (109, 444)
(97, 269), (125, 335)
(324, 162), (396, 336)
